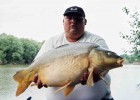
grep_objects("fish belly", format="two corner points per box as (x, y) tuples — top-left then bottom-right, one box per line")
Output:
(38, 55), (89, 87)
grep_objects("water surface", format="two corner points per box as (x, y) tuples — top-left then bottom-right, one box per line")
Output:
(0, 65), (140, 100)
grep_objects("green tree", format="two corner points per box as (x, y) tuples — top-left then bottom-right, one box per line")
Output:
(0, 33), (24, 64)
(0, 33), (42, 65)
(121, 7), (140, 62)
(121, 53), (137, 64)
(20, 38), (42, 64)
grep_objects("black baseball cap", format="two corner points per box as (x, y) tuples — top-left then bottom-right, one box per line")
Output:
(63, 6), (85, 17)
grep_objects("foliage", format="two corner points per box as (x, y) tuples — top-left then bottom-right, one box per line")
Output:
(120, 7), (140, 63)
(20, 38), (42, 63)
(0, 33), (42, 64)
(121, 53), (140, 64)
(0, 33), (24, 64)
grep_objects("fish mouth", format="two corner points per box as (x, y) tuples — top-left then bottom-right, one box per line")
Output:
(117, 58), (124, 67)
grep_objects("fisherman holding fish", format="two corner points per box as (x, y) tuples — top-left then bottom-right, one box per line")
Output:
(31, 6), (115, 100)
(14, 6), (122, 100)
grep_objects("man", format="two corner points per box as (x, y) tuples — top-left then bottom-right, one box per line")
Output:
(33, 6), (114, 100)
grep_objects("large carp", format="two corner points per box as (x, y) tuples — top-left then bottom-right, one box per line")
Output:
(13, 42), (124, 96)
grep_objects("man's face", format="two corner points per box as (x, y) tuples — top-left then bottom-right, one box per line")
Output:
(63, 14), (86, 40)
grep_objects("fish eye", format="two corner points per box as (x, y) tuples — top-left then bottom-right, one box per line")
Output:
(107, 52), (112, 56)
(107, 52), (111, 56)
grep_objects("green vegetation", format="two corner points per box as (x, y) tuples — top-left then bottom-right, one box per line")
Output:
(1, 7), (139, 65)
(0, 33), (43, 65)
(120, 7), (140, 64)
(121, 54), (140, 64)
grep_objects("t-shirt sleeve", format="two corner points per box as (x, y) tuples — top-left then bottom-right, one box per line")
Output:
(84, 31), (109, 50)
(95, 38), (109, 50)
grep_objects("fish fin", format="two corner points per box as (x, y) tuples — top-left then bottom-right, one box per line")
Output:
(54, 81), (72, 94)
(13, 70), (33, 96)
(99, 75), (109, 86)
(87, 67), (94, 86)
(30, 83), (37, 87)
(64, 85), (75, 96)
(13, 70), (25, 82)
(16, 80), (31, 96)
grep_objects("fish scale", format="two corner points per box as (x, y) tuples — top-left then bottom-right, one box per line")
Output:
(13, 42), (124, 96)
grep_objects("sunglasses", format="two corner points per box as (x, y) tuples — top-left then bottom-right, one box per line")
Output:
(65, 16), (84, 23)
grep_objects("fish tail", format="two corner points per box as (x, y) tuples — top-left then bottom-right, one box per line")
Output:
(13, 70), (25, 82)
(16, 80), (31, 96)
(13, 70), (32, 96)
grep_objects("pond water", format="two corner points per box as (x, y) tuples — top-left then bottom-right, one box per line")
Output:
(0, 65), (140, 100)
(109, 65), (140, 100)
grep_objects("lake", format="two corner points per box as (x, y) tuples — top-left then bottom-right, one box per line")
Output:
(0, 65), (140, 100)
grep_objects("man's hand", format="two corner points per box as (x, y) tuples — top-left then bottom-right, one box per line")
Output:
(79, 72), (89, 85)
(33, 74), (47, 89)
(79, 70), (101, 85)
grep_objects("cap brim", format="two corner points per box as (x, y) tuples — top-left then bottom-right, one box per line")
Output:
(64, 11), (84, 17)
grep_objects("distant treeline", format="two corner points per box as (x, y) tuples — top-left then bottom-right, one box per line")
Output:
(0, 33), (43, 64)
(0, 33), (139, 65)
(121, 53), (140, 64)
